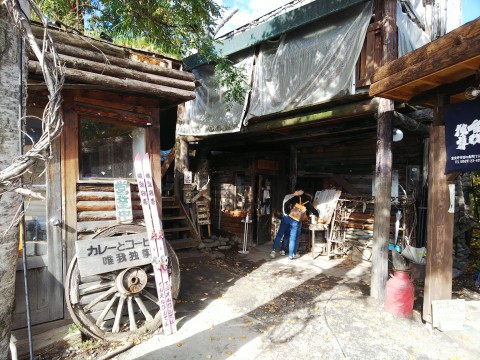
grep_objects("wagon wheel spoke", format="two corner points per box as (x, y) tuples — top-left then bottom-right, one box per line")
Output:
(112, 295), (126, 333)
(127, 296), (138, 331)
(96, 293), (120, 327)
(84, 286), (117, 313)
(134, 295), (154, 322)
(141, 289), (159, 306)
(80, 281), (115, 296)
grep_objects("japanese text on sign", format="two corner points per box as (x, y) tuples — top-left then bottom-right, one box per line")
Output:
(114, 180), (133, 223)
(75, 233), (151, 277)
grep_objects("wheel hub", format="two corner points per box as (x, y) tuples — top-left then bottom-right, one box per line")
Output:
(116, 267), (148, 295)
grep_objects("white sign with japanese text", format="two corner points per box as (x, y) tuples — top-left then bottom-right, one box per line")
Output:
(75, 233), (151, 277)
(114, 180), (133, 223)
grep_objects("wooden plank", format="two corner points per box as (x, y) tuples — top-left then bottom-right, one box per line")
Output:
(62, 91), (79, 269)
(77, 210), (144, 221)
(31, 53), (196, 91)
(150, 108), (162, 218)
(370, 28), (480, 99)
(161, 146), (176, 177)
(75, 233), (151, 277)
(32, 25), (193, 81)
(370, 105), (394, 300)
(29, 61), (196, 101)
(423, 126), (454, 323)
(372, 18), (480, 83)
(72, 104), (151, 125)
(77, 220), (117, 233)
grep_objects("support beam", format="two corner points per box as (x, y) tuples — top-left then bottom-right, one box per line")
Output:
(422, 107), (455, 322)
(371, 102), (393, 300)
(174, 134), (189, 200)
(371, 0), (397, 301)
(392, 111), (430, 134)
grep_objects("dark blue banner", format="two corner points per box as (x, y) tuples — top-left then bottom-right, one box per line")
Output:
(445, 98), (480, 173)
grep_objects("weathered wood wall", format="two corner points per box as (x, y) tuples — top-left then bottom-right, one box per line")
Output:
(297, 134), (424, 196)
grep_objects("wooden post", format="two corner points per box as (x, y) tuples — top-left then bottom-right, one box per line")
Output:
(422, 97), (454, 323)
(174, 136), (189, 200)
(371, 0), (397, 300)
(371, 101), (393, 300)
(150, 108), (162, 216)
(290, 145), (297, 192)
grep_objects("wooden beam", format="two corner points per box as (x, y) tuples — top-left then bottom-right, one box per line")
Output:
(370, 22), (480, 98)
(174, 135), (189, 198)
(161, 146), (176, 178)
(392, 111), (430, 134)
(371, 104), (393, 300)
(62, 91), (79, 268)
(29, 61), (195, 101)
(330, 175), (361, 195)
(371, 18), (480, 83)
(243, 99), (379, 134)
(422, 125), (454, 323)
(30, 52), (196, 91)
(371, 0), (396, 301)
(32, 26), (193, 81)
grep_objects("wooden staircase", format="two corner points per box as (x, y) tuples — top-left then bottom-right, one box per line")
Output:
(162, 196), (201, 250)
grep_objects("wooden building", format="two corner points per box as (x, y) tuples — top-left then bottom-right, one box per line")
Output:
(370, 16), (480, 322)
(178, 0), (442, 253)
(14, 23), (198, 332)
(176, 0), (472, 305)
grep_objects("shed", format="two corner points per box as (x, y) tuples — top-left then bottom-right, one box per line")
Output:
(14, 23), (199, 332)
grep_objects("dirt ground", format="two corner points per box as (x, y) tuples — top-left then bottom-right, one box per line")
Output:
(32, 239), (480, 360)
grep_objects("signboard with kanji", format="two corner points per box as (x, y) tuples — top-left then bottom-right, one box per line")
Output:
(445, 98), (480, 173)
(114, 180), (133, 223)
(75, 233), (151, 277)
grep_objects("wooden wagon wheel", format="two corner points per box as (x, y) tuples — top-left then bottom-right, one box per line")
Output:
(65, 224), (180, 341)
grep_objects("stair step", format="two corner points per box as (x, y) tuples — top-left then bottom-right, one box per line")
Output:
(162, 196), (176, 202)
(169, 238), (200, 250)
(163, 216), (187, 221)
(163, 205), (180, 209)
(164, 226), (190, 233)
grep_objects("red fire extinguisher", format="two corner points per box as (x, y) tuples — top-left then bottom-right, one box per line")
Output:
(384, 270), (414, 319)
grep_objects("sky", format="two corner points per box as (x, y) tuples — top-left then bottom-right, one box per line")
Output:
(214, 0), (295, 36)
(214, 0), (480, 37)
(462, 0), (480, 23)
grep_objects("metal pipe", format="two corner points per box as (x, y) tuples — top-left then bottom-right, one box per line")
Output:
(18, 33), (34, 360)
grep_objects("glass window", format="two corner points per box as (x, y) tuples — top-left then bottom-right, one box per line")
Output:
(22, 118), (47, 257)
(79, 119), (145, 179)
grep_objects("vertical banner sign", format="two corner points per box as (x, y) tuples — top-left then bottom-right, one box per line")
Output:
(114, 180), (133, 223)
(445, 98), (480, 173)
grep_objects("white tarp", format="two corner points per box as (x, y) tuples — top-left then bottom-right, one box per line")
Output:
(179, 0), (430, 136)
(245, 1), (372, 121)
(177, 50), (254, 136)
(178, 1), (373, 136)
(397, 1), (430, 56)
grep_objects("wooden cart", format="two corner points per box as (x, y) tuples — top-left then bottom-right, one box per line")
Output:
(65, 224), (180, 341)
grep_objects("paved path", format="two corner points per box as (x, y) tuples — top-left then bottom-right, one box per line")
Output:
(118, 244), (479, 360)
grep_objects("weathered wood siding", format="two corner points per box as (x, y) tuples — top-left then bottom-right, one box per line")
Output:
(297, 135), (424, 196)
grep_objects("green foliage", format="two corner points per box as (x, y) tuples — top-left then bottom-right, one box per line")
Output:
(33, 0), (249, 106)
(214, 58), (250, 111)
